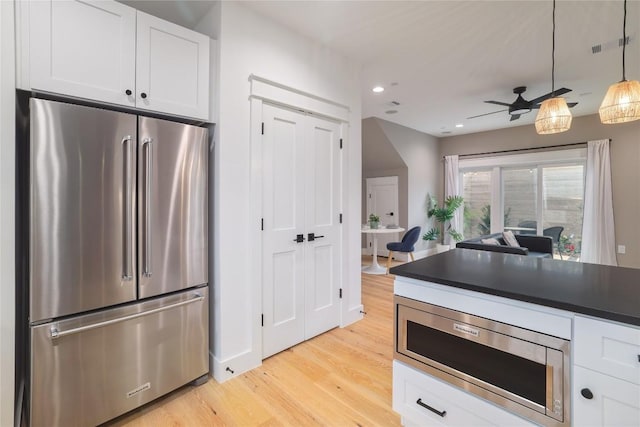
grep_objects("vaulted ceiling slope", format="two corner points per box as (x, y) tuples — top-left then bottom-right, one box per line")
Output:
(123, 1), (640, 137)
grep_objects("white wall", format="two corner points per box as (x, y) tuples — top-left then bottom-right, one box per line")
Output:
(207, 2), (362, 381)
(375, 119), (440, 252)
(0, 1), (16, 425)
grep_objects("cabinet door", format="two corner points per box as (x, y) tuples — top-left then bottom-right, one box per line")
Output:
(573, 366), (640, 427)
(29, 0), (136, 106)
(135, 11), (210, 120)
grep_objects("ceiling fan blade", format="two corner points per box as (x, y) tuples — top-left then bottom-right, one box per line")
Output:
(532, 100), (577, 110)
(484, 100), (512, 107)
(529, 87), (572, 105)
(467, 109), (508, 119)
(510, 114), (521, 122)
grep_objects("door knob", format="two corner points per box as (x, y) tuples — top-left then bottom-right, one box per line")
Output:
(140, 92), (148, 99)
(125, 89), (132, 96)
(580, 388), (593, 400)
(293, 234), (305, 243)
(387, 212), (394, 216)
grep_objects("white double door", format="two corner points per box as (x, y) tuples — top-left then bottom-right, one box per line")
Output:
(262, 104), (342, 359)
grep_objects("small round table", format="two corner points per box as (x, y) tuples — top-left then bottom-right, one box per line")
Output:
(361, 226), (405, 275)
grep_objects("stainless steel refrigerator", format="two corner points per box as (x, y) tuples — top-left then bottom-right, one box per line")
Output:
(24, 98), (209, 426)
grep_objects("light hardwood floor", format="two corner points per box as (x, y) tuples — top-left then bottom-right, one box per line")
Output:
(108, 257), (403, 427)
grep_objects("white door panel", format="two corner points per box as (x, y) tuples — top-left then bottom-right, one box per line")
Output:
(262, 105), (306, 358)
(305, 117), (341, 339)
(262, 106), (341, 358)
(366, 176), (400, 257)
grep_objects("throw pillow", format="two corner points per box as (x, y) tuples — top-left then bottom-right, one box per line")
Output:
(481, 237), (501, 245)
(502, 230), (520, 247)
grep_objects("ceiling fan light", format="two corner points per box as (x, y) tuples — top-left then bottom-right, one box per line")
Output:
(598, 80), (640, 124)
(535, 97), (572, 134)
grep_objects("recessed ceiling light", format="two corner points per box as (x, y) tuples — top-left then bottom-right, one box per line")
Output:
(372, 86), (385, 93)
(455, 124), (464, 128)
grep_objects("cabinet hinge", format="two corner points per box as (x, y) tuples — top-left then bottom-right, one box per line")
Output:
(261, 218), (264, 230)
(340, 138), (343, 149)
(339, 288), (343, 299)
(339, 213), (343, 224)
(261, 314), (264, 327)
(261, 122), (264, 135)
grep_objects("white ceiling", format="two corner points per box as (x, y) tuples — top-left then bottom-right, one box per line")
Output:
(124, 1), (640, 137)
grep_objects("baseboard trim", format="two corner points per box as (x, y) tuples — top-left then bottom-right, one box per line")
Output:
(342, 304), (364, 327)
(211, 349), (261, 383)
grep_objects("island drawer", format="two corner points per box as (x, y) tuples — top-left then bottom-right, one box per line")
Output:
(392, 360), (536, 427)
(574, 316), (640, 385)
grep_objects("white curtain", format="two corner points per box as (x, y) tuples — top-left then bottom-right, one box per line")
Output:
(581, 139), (617, 266)
(444, 155), (462, 245)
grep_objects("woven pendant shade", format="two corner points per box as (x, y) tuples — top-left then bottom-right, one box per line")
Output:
(534, 97), (572, 134)
(598, 80), (640, 124)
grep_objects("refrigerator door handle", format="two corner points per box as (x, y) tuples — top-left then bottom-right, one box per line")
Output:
(49, 294), (205, 339)
(121, 135), (133, 281)
(142, 137), (153, 278)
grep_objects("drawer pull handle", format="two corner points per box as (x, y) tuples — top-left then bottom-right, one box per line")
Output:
(416, 398), (446, 417)
(580, 388), (594, 400)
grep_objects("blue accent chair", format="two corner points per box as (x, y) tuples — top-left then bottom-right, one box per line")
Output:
(386, 226), (422, 273)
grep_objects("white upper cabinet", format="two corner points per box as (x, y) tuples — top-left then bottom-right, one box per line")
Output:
(135, 11), (210, 120)
(19, 0), (210, 121)
(28, 0), (137, 107)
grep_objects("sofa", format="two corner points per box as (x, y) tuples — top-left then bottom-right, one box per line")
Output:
(456, 232), (553, 258)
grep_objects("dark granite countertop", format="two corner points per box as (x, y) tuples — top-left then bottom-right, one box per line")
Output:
(389, 248), (640, 327)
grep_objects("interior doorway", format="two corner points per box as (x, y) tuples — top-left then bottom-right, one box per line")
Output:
(365, 176), (399, 257)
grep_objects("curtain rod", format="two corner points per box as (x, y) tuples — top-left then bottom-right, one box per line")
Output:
(443, 139), (611, 160)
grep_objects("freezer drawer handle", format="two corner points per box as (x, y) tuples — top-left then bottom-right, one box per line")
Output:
(49, 294), (204, 339)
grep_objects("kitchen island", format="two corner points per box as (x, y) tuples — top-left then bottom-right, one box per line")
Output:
(389, 249), (640, 427)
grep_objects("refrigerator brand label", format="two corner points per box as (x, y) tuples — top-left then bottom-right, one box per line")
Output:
(454, 323), (479, 337)
(127, 382), (151, 398)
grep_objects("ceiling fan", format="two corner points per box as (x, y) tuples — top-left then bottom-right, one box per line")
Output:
(467, 86), (578, 122)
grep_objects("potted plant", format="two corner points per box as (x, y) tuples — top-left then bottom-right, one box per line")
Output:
(368, 213), (380, 229)
(422, 195), (464, 252)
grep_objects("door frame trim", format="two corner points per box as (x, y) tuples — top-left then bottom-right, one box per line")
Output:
(249, 77), (350, 364)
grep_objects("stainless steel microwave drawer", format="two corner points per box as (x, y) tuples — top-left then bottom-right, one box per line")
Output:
(30, 288), (209, 427)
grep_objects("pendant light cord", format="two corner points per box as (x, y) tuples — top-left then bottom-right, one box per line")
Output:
(622, 0), (627, 81)
(551, 0), (556, 95)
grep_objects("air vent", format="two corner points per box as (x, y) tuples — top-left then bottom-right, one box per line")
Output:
(441, 131), (452, 135)
(385, 110), (398, 115)
(592, 36), (630, 54)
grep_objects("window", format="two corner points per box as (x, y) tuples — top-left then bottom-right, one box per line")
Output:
(462, 170), (492, 239)
(459, 149), (586, 261)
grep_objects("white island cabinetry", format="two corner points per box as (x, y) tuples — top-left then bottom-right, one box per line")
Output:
(393, 360), (536, 427)
(17, 0), (210, 121)
(572, 316), (640, 427)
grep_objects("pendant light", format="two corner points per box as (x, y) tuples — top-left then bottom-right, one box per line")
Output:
(599, 0), (640, 124)
(535, 0), (572, 134)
